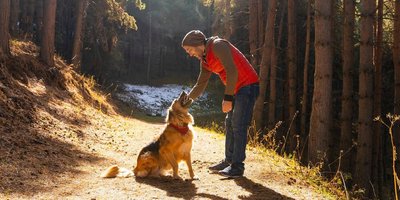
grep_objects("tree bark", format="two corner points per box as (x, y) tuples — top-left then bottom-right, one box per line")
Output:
(372, 0), (383, 196)
(339, 0), (355, 174)
(393, 0), (400, 155)
(393, 1), (400, 195)
(249, 0), (258, 68)
(40, 0), (57, 66)
(268, 0), (285, 130)
(257, 0), (264, 51)
(72, 0), (88, 71)
(253, 0), (277, 133)
(301, 0), (312, 143)
(308, 0), (333, 166)
(287, 0), (297, 151)
(354, 0), (375, 194)
(0, 0), (11, 58)
(34, 0), (43, 43)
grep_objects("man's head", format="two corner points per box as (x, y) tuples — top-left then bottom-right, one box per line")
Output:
(182, 30), (206, 47)
(182, 30), (206, 60)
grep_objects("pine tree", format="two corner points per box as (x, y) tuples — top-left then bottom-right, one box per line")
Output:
(0, 0), (10, 58)
(354, 0), (375, 194)
(308, 0), (333, 166)
(40, 0), (57, 66)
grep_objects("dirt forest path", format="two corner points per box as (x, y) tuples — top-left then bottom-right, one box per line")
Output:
(3, 107), (333, 200)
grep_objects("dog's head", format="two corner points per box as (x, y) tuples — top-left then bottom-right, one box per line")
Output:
(174, 91), (193, 110)
(166, 91), (194, 125)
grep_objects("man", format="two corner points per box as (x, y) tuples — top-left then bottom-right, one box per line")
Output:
(182, 30), (259, 178)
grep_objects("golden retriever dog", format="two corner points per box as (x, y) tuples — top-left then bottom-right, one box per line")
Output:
(101, 91), (196, 180)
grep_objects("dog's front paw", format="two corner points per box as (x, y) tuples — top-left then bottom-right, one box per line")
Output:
(186, 175), (199, 181)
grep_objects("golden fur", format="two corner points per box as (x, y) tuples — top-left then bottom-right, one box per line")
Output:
(101, 91), (196, 180)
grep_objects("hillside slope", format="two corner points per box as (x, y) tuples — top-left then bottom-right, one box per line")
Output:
(0, 41), (344, 199)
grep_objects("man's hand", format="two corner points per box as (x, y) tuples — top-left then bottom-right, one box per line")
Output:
(222, 100), (233, 113)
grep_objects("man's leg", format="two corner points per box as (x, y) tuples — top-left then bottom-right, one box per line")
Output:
(225, 111), (234, 162)
(219, 84), (258, 177)
(208, 109), (233, 172)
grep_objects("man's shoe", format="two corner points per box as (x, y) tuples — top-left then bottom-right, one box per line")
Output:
(218, 166), (244, 178)
(208, 160), (230, 173)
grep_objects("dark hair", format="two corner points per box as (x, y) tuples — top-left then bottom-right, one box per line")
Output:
(181, 30), (206, 47)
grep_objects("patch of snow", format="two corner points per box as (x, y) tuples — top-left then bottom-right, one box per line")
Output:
(115, 84), (216, 117)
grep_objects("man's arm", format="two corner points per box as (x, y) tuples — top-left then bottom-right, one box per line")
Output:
(188, 64), (212, 100)
(213, 40), (238, 96)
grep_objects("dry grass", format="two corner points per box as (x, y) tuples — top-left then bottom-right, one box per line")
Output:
(0, 39), (116, 196)
(246, 120), (346, 199)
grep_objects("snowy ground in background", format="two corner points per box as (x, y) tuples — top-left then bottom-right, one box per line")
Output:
(115, 84), (219, 117)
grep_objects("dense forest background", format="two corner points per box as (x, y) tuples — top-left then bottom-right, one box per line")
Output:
(1, 0), (400, 199)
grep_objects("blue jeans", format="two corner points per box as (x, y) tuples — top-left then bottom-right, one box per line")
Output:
(225, 83), (259, 171)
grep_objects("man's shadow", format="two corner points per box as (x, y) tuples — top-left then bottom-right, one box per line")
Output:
(232, 176), (296, 200)
(136, 175), (297, 200)
(135, 176), (229, 200)
(135, 177), (198, 199)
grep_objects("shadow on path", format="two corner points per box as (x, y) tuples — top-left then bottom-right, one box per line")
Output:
(135, 177), (198, 199)
(135, 175), (296, 200)
(0, 126), (102, 195)
(233, 176), (296, 200)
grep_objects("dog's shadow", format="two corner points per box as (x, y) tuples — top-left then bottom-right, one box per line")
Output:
(135, 176), (198, 199)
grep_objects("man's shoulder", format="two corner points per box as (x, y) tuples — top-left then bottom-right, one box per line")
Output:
(212, 38), (229, 45)
(212, 39), (230, 52)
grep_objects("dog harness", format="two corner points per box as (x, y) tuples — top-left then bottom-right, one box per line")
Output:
(169, 124), (189, 135)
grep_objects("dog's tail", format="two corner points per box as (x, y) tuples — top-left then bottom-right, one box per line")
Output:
(101, 165), (134, 178)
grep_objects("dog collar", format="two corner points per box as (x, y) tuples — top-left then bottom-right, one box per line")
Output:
(169, 124), (189, 135)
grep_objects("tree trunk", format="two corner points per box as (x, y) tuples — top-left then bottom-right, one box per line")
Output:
(268, 0), (285, 130)
(269, 45), (277, 129)
(393, 0), (400, 157)
(40, 0), (57, 66)
(257, 0), (264, 51)
(34, 0), (43, 43)
(287, 0), (297, 151)
(393, 1), (400, 195)
(372, 0), (383, 196)
(253, 0), (277, 133)
(354, 0), (375, 194)
(249, 0), (258, 68)
(10, 0), (19, 37)
(300, 0), (312, 163)
(301, 0), (312, 143)
(146, 12), (152, 83)
(0, 0), (10, 58)
(72, 0), (87, 71)
(308, 0), (333, 166)
(339, 0), (355, 174)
